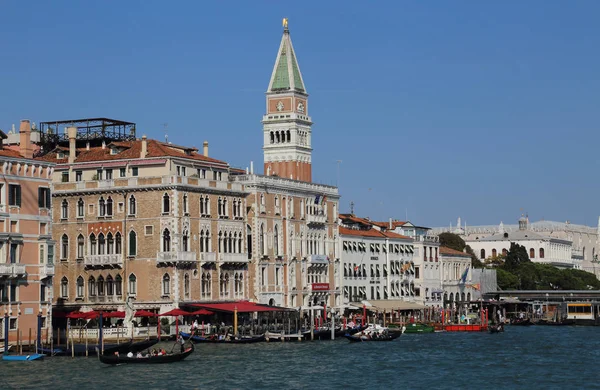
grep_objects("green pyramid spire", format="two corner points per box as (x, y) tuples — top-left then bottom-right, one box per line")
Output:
(268, 27), (306, 93)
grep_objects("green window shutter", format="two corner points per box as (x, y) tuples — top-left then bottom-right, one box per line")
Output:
(38, 188), (43, 208)
(9, 186), (14, 206)
(46, 189), (51, 208)
(129, 231), (136, 256)
(16, 186), (21, 207)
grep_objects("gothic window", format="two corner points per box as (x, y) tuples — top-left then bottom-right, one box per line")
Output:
(107, 233), (114, 254)
(530, 248), (535, 259)
(77, 198), (84, 218)
(182, 231), (189, 251)
(129, 231), (137, 256)
(106, 275), (114, 295)
(61, 199), (68, 219)
(129, 274), (137, 295)
(184, 273), (190, 298)
(539, 248), (545, 258)
(115, 275), (122, 296)
(115, 232), (122, 254)
(162, 273), (171, 295)
(88, 276), (96, 296)
(259, 224), (265, 256)
(218, 197), (223, 216)
(162, 193), (170, 214)
(97, 276), (105, 296)
(270, 132), (274, 144)
(274, 225), (279, 256)
(201, 272), (211, 298)
(480, 249), (485, 259)
(183, 194), (188, 214)
(128, 195), (136, 216)
(98, 233), (106, 255)
(106, 196), (113, 216)
(200, 230), (205, 252)
(99, 197), (106, 216)
(287, 130), (291, 142)
(200, 196), (205, 215)
(61, 234), (68, 260)
(89, 234), (97, 256)
(162, 229), (171, 252)
(76, 276), (84, 298)
(61, 277), (68, 298)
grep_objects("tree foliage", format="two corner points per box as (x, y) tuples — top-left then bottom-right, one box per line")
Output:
(438, 233), (465, 252)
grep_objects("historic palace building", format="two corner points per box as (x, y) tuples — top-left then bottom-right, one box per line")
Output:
(0, 120), (55, 345)
(37, 118), (249, 314)
(233, 22), (340, 309)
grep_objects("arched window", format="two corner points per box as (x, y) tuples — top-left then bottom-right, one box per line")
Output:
(492, 248), (497, 257)
(218, 197), (223, 216)
(77, 234), (85, 259)
(200, 230), (205, 252)
(202, 272), (211, 298)
(88, 276), (96, 296)
(259, 224), (265, 256)
(162, 273), (170, 295)
(162, 193), (170, 214)
(61, 234), (69, 260)
(106, 196), (113, 216)
(182, 230), (189, 251)
(274, 225), (279, 256)
(106, 275), (114, 295)
(539, 248), (545, 258)
(77, 198), (84, 218)
(115, 275), (122, 296)
(480, 249), (485, 259)
(107, 233), (114, 254)
(61, 199), (68, 219)
(99, 196), (106, 216)
(128, 274), (137, 295)
(76, 276), (84, 298)
(128, 195), (136, 215)
(502, 248), (507, 256)
(163, 229), (171, 252)
(530, 248), (535, 259)
(200, 196), (205, 215)
(97, 276), (105, 296)
(115, 232), (122, 254)
(90, 234), (97, 256)
(184, 273), (190, 298)
(128, 231), (137, 256)
(61, 277), (68, 298)
(98, 233), (106, 255)
(183, 194), (188, 215)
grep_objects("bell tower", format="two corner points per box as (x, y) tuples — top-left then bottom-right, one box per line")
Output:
(263, 19), (312, 182)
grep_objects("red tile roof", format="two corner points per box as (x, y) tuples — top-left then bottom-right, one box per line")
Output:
(339, 226), (411, 240)
(439, 246), (470, 257)
(371, 220), (407, 229)
(36, 138), (228, 167)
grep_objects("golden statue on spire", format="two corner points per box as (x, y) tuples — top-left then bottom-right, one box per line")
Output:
(282, 18), (289, 30)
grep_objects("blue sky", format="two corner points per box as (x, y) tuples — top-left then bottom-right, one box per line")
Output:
(1, 1), (599, 227)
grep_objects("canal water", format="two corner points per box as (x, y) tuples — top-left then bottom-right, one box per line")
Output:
(2, 326), (599, 389)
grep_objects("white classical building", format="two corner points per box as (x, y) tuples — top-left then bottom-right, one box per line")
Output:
(339, 215), (417, 305)
(462, 217), (581, 269)
(433, 216), (598, 274)
(439, 246), (473, 307)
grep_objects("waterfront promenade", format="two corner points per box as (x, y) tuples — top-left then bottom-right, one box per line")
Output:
(2, 326), (599, 389)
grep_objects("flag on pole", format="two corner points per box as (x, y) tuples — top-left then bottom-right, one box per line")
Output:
(460, 267), (470, 284)
(322, 195), (327, 205)
(315, 195), (321, 204)
(470, 283), (481, 291)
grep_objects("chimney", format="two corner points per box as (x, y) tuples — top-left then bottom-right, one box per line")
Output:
(67, 126), (77, 164)
(19, 120), (33, 158)
(86, 142), (90, 151)
(250, 161), (254, 174)
(140, 135), (147, 158)
(203, 141), (209, 157)
(389, 217), (393, 230)
(101, 141), (106, 149)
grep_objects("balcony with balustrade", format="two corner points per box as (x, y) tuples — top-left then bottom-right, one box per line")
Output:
(84, 254), (123, 268)
(40, 263), (55, 278)
(0, 263), (26, 278)
(156, 251), (197, 266)
(219, 253), (249, 264)
(306, 213), (327, 225)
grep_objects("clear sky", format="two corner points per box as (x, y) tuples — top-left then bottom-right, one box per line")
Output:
(1, 1), (599, 228)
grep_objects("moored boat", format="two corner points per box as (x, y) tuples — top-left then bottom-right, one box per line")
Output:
(510, 318), (533, 326)
(489, 323), (505, 333)
(344, 332), (401, 342)
(180, 332), (265, 344)
(99, 344), (194, 365)
(396, 323), (434, 334)
(2, 353), (45, 361)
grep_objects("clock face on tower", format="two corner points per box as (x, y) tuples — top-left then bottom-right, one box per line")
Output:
(276, 101), (284, 112)
(297, 102), (305, 113)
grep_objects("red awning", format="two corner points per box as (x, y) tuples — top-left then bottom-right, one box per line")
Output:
(159, 309), (191, 317)
(103, 311), (125, 318)
(189, 309), (214, 316)
(66, 311), (97, 319)
(134, 310), (158, 317)
(191, 301), (287, 313)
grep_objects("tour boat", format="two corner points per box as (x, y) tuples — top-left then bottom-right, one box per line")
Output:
(395, 323), (435, 334)
(99, 344), (194, 365)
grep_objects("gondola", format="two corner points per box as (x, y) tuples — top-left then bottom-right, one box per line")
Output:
(344, 332), (402, 342)
(489, 323), (504, 333)
(102, 339), (159, 355)
(99, 344), (194, 365)
(180, 332), (265, 344)
(510, 318), (532, 326)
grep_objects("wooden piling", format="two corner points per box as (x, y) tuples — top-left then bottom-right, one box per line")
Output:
(29, 328), (32, 351)
(71, 334), (74, 358)
(85, 337), (88, 357)
(18, 329), (22, 354)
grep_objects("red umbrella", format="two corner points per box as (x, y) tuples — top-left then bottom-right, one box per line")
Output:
(103, 311), (125, 318)
(159, 309), (190, 337)
(189, 309), (214, 316)
(134, 310), (158, 317)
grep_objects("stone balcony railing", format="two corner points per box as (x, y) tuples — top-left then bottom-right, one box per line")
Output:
(307, 213), (327, 225)
(200, 252), (217, 263)
(157, 251), (197, 265)
(234, 174), (338, 196)
(84, 254), (123, 268)
(0, 263), (26, 278)
(219, 253), (249, 264)
(40, 263), (55, 278)
(413, 235), (439, 243)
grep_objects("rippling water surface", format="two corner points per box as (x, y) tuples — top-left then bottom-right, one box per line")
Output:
(2, 326), (600, 389)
